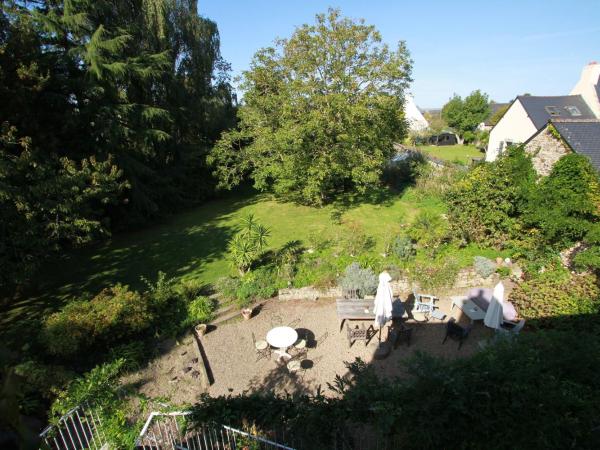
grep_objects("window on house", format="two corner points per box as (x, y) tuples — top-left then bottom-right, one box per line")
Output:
(545, 106), (560, 116)
(565, 105), (581, 116)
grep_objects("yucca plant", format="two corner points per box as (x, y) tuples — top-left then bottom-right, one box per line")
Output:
(228, 214), (270, 275)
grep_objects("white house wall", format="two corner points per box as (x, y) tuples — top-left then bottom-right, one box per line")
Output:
(486, 100), (537, 161)
(570, 62), (600, 119)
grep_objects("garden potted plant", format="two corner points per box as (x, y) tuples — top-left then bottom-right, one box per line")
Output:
(238, 297), (253, 320)
(194, 323), (208, 336)
(188, 296), (215, 336)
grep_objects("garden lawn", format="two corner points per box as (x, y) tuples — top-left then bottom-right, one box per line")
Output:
(1, 185), (508, 344)
(418, 144), (484, 164)
(1, 187), (430, 334)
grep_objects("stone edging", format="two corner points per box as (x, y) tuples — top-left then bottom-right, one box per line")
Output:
(191, 328), (213, 388)
(278, 267), (500, 301)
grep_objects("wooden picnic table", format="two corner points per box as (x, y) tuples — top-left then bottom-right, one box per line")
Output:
(336, 298), (405, 332)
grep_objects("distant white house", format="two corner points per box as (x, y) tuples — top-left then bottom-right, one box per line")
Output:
(404, 95), (428, 133)
(486, 62), (600, 161)
(477, 102), (509, 132)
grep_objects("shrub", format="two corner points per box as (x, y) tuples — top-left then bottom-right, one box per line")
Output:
(233, 266), (284, 308)
(446, 146), (535, 246)
(382, 151), (426, 189)
(525, 153), (600, 249)
(12, 361), (75, 415)
(142, 271), (187, 336)
(228, 214), (270, 275)
(407, 211), (450, 254)
(292, 255), (338, 289)
(142, 271), (178, 308)
(43, 285), (151, 357)
(390, 235), (416, 260)
(43, 273), (188, 359)
(179, 279), (206, 301)
(473, 256), (496, 278)
(51, 359), (138, 449)
(509, 271), (600, 331)
(496, 266), (511, 278)
(307, 229), (331, 251)
(339, 263), (378, 298)
(187, 296), (215, 325)
(356, 254), (383, 271)
(276, 240), (302, 283)
(412, 257), (459, 292)
(338, 220), (373, 256)
(214, 276), (241, 301)
(108, 341), (147, 371)
(411, 163), (460, 200)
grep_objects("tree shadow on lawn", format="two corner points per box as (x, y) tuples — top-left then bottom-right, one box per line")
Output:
(328, 183), (413, 223)
(0, 192), (260, 342)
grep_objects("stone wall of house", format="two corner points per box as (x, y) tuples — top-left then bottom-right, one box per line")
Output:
(524, 128), (571, 176)
(278, 268), (499, 301)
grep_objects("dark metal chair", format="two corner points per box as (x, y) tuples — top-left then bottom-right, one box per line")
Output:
(343, 288), (359, 299)
(346, 322), (374, 348)
(289, 328), (308, 358)
(442, 318), (472, 349)
(389, 323), (413, 348)
(252, 332), (271, 361)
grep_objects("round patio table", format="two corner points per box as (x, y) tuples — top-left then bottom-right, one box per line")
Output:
(266, 326), (298, 361)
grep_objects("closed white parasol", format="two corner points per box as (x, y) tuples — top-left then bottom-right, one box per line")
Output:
(484, 282), (505, 329)
(374, 271), (394, 329)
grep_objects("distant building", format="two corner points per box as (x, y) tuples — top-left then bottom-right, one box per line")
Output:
(428, 131), (458, 146)
(477, 102), (510, 132)
(486, 62), (600, 161)
(405, 95), (429, 132)
(524, 119), (600, 176)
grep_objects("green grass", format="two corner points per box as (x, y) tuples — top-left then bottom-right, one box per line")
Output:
(1, 187), (438, 334)
(418, 144), (484, 164)
(2, 183), (512, 343)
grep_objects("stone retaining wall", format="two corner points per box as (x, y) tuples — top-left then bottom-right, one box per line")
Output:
(278, 267), (499, 301)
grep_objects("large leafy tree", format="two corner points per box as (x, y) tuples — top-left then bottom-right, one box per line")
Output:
(441, 90), (490, 140)
(0, 0), (234, 287)
(209, 8), (412, 205)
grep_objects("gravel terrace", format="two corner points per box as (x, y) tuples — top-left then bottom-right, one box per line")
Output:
(126, 290), (501, 405)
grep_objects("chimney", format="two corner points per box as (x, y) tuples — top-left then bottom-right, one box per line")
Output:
(570, 61), (600, 118)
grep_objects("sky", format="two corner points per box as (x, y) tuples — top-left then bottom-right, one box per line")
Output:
(199, 0), (600, 109)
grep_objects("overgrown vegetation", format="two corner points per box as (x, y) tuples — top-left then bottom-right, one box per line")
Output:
(510, 265), (600, 331)
(189, 331), (600, 449)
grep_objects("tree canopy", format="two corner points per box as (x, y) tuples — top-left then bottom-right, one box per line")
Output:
(441, 90), (490, 139)
(209, 8), (412, 205)
(0, 0), (235, 287)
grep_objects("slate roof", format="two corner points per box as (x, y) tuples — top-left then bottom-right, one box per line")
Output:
(517, 95), (596, 129)
(484, 102), (510, 125)
(551, 119), (600, 171)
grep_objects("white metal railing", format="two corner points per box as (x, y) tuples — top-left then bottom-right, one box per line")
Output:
(39, 403), (107, 450)
(136, 411), (295, 450)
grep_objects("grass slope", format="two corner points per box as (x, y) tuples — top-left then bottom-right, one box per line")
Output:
(2, 185), (510, 340)
(418, 144), (483, 164)
(1, 187), (434, 332)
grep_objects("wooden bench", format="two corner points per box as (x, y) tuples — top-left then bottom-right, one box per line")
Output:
(336, 298), (405, 332)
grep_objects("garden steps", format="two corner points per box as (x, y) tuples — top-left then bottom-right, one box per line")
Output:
(209, 300), (267, 326)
